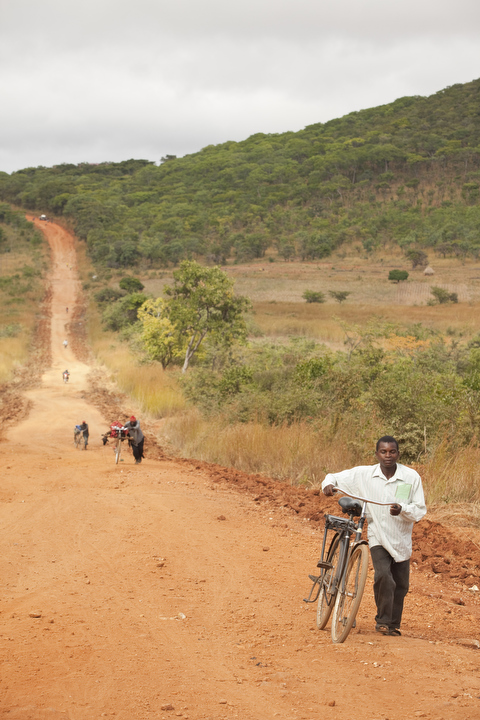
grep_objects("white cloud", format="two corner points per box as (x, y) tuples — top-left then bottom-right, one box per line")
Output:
(1, 0), (479, 172)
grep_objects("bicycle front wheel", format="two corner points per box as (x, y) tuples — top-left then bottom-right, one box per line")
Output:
(74, 432), (80, 449)
(114, 438), (122, 464)
(316, 533), (341, 630)
(331, 543), (369, 643)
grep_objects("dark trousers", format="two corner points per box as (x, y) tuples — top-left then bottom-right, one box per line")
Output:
(132, 438), (144, 462)
(370, 545), (410, 629)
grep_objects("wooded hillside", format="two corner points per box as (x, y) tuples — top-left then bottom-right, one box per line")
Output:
(1, 78), (480, 267)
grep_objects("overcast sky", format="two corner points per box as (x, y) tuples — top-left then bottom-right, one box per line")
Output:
(1, 0), (480, 174)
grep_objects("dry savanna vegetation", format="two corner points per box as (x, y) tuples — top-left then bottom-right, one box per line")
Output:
(0, 208), (47, 382)
(2, 216), (480, 523)
(79, 248), (480, 524)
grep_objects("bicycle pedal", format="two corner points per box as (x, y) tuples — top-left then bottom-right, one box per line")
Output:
(316, 561), (333, 570)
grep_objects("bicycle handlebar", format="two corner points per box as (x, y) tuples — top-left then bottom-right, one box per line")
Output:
(335, 486), (397, 507)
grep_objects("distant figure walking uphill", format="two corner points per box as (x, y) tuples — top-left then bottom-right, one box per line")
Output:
(122, 416), (144, 464)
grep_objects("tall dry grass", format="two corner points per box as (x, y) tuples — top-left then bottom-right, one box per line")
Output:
(81, 254), (480, 525)
(253, 301), (480, 346)
(0, 334), (31, 383)
(87, 309), (186, 418)
(161, 411), (480, 530)
(162, 409), (377, 485)
(420, 439), (480, 505)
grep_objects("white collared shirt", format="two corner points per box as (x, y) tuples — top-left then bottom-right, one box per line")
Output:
(322, 463), (426, 562)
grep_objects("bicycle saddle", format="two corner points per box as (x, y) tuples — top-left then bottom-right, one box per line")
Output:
(338, 496), (362, 517)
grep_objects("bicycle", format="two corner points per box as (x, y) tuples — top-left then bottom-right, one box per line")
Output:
(113, 428), (129, 464)
(114, 435), (123, 464)
(74, 428), (85, 449)
(304, 487), (393, 643)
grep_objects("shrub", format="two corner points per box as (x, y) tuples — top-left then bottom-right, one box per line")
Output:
(94, 287), (124, 304)
(21, 265), (40, 278)
(102, 292), (149, 331)
(0, 323), (22, 338)
(119, 276), (144, 293)
(388, 269), (409, 283)
(430, 286), (458, 304)
(329, 290), (351, 303)
(302, 290), (325, 303)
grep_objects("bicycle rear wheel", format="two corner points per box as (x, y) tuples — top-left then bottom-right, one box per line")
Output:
(331, 543), (369, 643)
(316, 533), (341, 630)
(114, 438), (122, 464)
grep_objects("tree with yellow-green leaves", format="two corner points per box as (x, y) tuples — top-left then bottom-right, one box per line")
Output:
(164, 260), (251, 373)
(138, 298), (179, 369)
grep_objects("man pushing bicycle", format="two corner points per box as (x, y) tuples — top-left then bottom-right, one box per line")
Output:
(322, 436), (426, 636)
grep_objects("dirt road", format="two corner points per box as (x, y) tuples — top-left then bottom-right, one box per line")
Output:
(0, 220), (479, 720)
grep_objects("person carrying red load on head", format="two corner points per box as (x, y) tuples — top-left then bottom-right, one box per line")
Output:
(122, 416), (144, 464)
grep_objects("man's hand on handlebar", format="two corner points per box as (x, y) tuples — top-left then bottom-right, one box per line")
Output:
(323, 484), (335, 497)
(323, 485), (402, 515)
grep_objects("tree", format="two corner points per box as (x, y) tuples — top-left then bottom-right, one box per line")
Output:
(102, 292), (148, 331)
(329, 290), (351, 303)
(277, 239), (296, 261)
(405, 249), (428, 269)
(388, 269), (409, 283)
(138, 298), (178, 369)
(164, 260), (251, 372)
(430, 286), (458, 304)
(94, 287), (124, 304)
(302, 290), (326, 303)
(138, 235), (165, 265)
(299, 233), (334, 260)
(119, 276), (144, 293)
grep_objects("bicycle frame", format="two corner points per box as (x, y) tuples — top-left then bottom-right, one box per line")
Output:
(329, 518), (362, 603)
(305, 486), (394, 641)
(304, 508), (360, 605)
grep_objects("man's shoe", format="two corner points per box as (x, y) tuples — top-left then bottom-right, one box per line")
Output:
(375, 623), (390, 635)
(388, 628), (401, 636)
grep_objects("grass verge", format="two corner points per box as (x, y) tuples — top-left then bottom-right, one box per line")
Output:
(87, 309), (186, 418)
(162, 411), (480, 523)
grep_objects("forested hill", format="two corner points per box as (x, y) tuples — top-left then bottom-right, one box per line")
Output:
(1, 78), (480, 268)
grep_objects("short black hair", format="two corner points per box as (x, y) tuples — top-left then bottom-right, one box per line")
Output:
(376, 435), (399, 451)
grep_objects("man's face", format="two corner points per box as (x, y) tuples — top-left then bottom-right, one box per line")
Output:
(375, 441), (399, 469)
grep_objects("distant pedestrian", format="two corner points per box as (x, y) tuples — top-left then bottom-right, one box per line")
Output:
(122, 416), (144, 464)
(66, 307), (69, 313)
(79, 421), (89, 449)
(63, 339), (68, 349)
